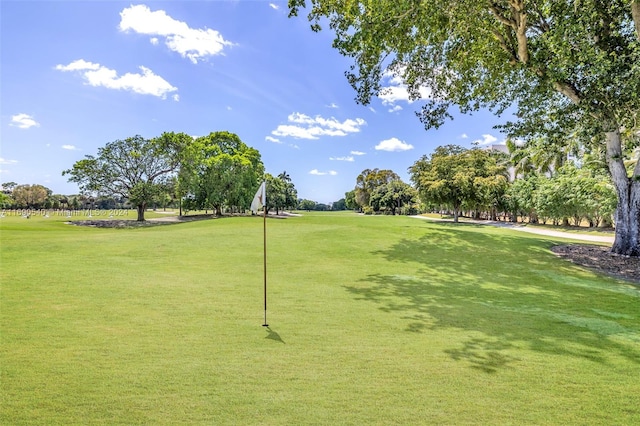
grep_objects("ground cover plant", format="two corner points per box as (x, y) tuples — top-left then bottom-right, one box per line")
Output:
(1, 212), (639, 424)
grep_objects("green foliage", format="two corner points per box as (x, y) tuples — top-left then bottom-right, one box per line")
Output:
(1, 181), (17, 192)
(0, 192), (14, 208)
(291, 0), (640, 134)
(507, 164), (617, 227)
(410, 146), (508, 222)
(9, 184), (51, 209)
(344, 189), (358, 210)
(298, 198), (316, 211)
(63, 133), (192, 221)
(354, 168), (400, 209)
(370, 180), (417, 215)
(277, 171), (298, 210)
(265, 173), (285, 213)
(187, 131), (265, 215)
(291, 0), (640, 255)
(331, 198), (347, 210)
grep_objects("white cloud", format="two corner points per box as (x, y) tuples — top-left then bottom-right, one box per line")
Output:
(460, 133), (468, 139)
(388, 105), (403, 113)
(375, 137), (414, 152)
(10, 113), (40, 129)
(269, 3), (279, 10)
(329, 156), (354, 162)
(326, 102), (338, 109)
(265, 136), (281, 144)
(54, 59), (100, 72)
(309, 169), (337, 176)
(119, 4), (233, 64)
(150, 37), (159, 45)
(378, 68), (432, 107)
(173, 94), (180, 102)
(56, 59), (178, 99)
(350, 150), (366, 156)
(473, 134), (498, 145)
(62, 145), (78, 150)
(0, 157), (18, 165)
(271, 112), (366, 140)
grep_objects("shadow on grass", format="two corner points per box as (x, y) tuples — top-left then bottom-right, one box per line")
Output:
(345, 222), (640, 372)
(265, 327), (285, 344)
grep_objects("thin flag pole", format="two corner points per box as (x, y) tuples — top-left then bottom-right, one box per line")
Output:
(262, 203), (268, 327)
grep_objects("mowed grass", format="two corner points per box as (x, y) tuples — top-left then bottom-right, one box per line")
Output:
(1, 212), (639, 425)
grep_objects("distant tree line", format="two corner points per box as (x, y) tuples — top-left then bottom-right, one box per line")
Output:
(339, 168), (418, 216)
(408, 144), (619, 227)
(335, 141), (622, 228)
(7, 130), (627, 229)
(59, 131), (298, 221)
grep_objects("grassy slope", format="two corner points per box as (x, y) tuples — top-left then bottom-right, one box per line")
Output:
(1, 213), (639, 424)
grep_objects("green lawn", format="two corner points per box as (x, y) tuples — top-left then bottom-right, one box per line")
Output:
(1, 212), (639, 424)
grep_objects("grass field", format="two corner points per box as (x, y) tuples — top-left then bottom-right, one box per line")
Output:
(1, 212), (639, 424)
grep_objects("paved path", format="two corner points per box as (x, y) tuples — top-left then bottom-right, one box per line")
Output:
(409, 215), (615, 244)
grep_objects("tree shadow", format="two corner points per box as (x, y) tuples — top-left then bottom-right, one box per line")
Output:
(445, 337), (519, 374)
(344, 222), (640, 372)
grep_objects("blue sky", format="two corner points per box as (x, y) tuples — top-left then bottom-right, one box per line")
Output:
(1, 1), (508, 203)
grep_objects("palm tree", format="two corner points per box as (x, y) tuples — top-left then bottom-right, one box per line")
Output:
(506, 138), (536, 178)
(278, 171), (291, 182)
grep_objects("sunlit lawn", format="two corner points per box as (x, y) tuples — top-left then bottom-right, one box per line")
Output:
(1, 212), (638, 424)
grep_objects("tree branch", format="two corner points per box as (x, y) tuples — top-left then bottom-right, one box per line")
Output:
(552, 81), (582, 105)
(488, 0), (528, 63)
(491, 29), (518, 64)
(488, 3), (515, 28)
(510, 0), (529, 64)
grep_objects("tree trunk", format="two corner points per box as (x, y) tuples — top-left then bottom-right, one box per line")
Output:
(136, 203), (146, 221)
(632, 0), (640, 41)
(606, 130), (640, 256)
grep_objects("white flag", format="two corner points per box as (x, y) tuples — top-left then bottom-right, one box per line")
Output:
(250, 181), (266, 214)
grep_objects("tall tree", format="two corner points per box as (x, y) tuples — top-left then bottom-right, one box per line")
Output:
(298, 199), (316, 211)
(344, 190), (358, 210)
(265, 173), (286, 214)
(278, 171), (298, 210)
(1, 182), (17, 194)
(189, 132), (264, 215)
(410, 146), (507, 222)
(290, 0), (640, 255)
(354, 168), (400, 209)
(11, 184), (51, 209)
(63, 133), (192, 221)
(370, 180), (417, 215)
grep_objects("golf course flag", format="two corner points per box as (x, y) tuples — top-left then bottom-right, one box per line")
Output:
(251, 181), (266, 214)
(251, 181), (268, 326)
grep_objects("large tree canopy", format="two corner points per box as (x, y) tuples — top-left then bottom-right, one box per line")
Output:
(354, 168), (400, 210)
(186, 131), (264, 215)
(290, 0), (640, 255)
(410, 145), (508, 222)
(63, 133), (192, 221)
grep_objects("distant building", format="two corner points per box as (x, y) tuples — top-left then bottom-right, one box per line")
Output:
(483, 144), (508, 154)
